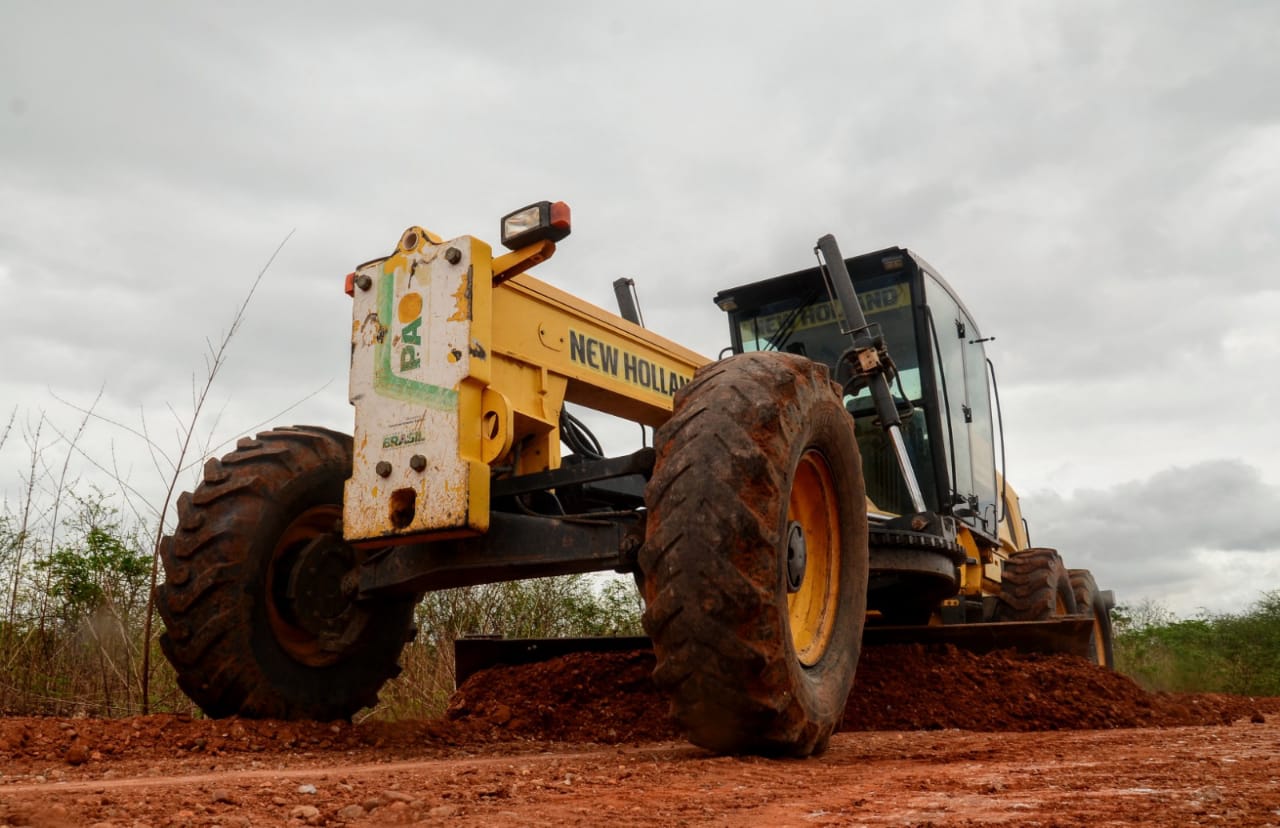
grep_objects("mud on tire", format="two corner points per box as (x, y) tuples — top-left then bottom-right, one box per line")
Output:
(156, 426), (416, 720)
(995, 547), (1078, 621)
(640, 353), (868, 757)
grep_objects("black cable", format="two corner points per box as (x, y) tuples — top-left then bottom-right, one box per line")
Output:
(560, 408), (604, 459)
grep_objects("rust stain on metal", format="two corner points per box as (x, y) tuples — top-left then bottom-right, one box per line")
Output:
(358, 312), (386, 346)
(448, 266), (472, 322)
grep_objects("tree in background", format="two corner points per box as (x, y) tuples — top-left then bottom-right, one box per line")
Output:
(1113, 592), (1280, 696)
(380, 575), (644, 718)
(37, 491), (150, 627)
(5, 489), (153, 715)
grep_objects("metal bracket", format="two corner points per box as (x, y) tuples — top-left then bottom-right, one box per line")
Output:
(491, 448), (655, 499)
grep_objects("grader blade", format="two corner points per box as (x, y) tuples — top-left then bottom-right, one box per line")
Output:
(453, 617), (1097, 686)
(455, 635), (650, 686)
(861, 617), (1097, 658)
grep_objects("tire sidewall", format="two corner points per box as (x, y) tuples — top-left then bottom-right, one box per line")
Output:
(1055, 569), (1078, 616)
(1074, 574), (1116, 669)
(1091, 602), (1116, 669)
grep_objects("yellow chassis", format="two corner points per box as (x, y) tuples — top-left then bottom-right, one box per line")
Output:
(343, 225), (1022, 603)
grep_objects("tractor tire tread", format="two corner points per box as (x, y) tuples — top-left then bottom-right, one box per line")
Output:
(640, 353), (867, 757)
(995, 547), (1078, 621)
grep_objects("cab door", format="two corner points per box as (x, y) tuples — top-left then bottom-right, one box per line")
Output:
(923, 271), (998, 534)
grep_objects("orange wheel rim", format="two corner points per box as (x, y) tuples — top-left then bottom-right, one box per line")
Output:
(266, 504), (344, 667)
(787, 449), (841, 667)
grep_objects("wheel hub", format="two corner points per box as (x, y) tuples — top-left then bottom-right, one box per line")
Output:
(267, 505), (373, 666)
(286, 535), (361, 644)
(785, 521), (807, 593)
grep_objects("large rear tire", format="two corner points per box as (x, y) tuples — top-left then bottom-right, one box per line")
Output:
(1069, 568), (1115, 669)
(640, 353), (868, 757)
(156, 426), (417, 720)
(995, 547), (1078, 621)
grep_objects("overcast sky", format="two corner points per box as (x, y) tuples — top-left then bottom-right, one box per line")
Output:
(2, 1), (1278, 618)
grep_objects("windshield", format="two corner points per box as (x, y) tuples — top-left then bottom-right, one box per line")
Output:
(735, 273), (919, 406)
(732, 271), (934, 515)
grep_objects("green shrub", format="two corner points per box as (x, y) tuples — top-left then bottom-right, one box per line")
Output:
(1114, 591), (1280, 696)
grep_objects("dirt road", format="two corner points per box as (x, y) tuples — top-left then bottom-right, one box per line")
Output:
(3, 719), (1279, 826)
(2, 646), (1278, 826)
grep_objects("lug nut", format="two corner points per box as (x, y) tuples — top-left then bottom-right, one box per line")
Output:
(409, 454), (427, 472)
(444, 247), (462, 265)
(355, 274), (373, 291)
(375, 461), (392, 478)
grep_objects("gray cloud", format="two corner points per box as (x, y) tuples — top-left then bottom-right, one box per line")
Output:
(1022, 459), (1280, 614)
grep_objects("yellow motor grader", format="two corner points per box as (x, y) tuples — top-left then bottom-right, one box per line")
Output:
(156, 201), (1114, 757)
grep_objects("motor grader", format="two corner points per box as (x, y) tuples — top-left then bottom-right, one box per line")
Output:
(156, 201), (1114, 757)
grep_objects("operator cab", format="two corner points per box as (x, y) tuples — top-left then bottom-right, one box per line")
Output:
(714, 248), (1000, 540)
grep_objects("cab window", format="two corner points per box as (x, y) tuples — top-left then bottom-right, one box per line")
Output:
(924, 273), (997, 531)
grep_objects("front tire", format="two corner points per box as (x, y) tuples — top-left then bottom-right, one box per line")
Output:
(640, 353), (868, 757)
(156, 426), (416, 720)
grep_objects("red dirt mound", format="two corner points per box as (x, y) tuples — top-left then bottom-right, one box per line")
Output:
(447, 649), (672, 743)
(841, 644), (1271, 731)
(447, 643), (1276, 740)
